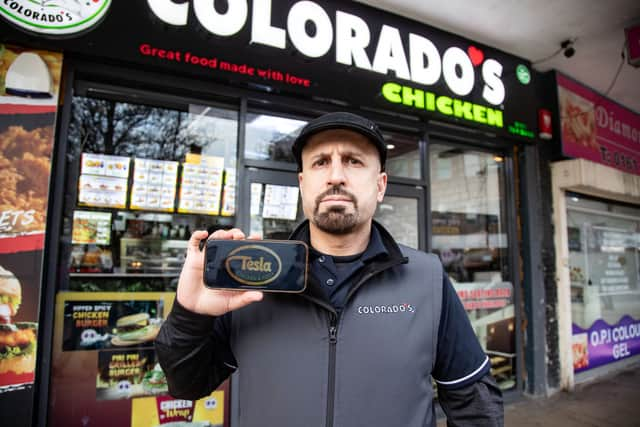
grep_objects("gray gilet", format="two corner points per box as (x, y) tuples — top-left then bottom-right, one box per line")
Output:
(229, 221), (443, 427)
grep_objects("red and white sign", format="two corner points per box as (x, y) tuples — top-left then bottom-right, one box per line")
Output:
(557, 73), (640, 176)
(625, 25), (640, 67)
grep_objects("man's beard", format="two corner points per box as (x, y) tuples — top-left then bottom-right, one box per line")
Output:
(312, 186), (359, 235)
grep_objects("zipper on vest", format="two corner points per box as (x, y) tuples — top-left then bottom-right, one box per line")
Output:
(326, 314), (338, 427)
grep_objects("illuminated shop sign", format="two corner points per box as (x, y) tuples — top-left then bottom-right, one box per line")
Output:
(0, 1), (540, 140)
(148, 0), (506, 106)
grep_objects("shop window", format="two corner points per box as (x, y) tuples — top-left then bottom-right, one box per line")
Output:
(429, 143), (515, 390)
(48, 88), (236, 426)
(244, 112), (306, 163)
(382, 131), (422, 179)
(62, 94), (239, 292)
(567, 194), (640, 373)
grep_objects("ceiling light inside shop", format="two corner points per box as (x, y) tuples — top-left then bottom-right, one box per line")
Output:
(493, 156), (504, 162)
(386, 144), (395, 150)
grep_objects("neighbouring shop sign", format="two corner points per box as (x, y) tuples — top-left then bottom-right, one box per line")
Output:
(557, 73), (640, 176)
(572, 316), (640, 372)
(0, 1), (540, 141)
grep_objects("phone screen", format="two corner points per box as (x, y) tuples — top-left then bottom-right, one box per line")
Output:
(203, 239), (308, 293)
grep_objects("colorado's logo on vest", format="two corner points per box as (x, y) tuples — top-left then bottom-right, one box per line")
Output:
(225, 244), (282, 286)
(0, 0), (111, 36)
(357, 303), (415, 315)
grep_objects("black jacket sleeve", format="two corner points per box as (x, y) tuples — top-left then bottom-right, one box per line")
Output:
(154, 298), (236, 400)
(438, 373), (504, 427)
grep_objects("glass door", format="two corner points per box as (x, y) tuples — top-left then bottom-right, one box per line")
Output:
(239, 169), (304, 239)
(428, 142), (516, 390)
(375, 183), (425, 250)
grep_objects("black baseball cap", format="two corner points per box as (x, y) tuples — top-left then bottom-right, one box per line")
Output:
(292, 112), (387, 171)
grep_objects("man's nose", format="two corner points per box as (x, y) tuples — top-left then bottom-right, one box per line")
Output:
(327, 161), (347, 185)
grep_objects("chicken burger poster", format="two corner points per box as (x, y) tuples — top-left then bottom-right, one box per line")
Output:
(62, 300), (163, 351)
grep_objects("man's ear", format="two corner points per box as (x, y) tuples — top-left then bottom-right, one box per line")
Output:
(298, 172), (304, 196)
(377, 172), (388, 202)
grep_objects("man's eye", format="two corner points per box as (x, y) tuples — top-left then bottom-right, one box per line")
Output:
(347, 158), (362, 165)
(313, 159), (328, 167)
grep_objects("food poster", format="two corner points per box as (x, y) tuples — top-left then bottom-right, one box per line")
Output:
(0, 45), (62, 427)
(49, 292), (229, 426)
(0, 44), (61, 244)
(557, 73), (640, 176)
(131, 390), (226, 427)
(61, 300), (163, 351)
(96, 349), (166, 401)
(72, 210), (112, 245)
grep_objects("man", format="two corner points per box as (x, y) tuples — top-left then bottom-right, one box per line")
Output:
(155, 112), (503, 426)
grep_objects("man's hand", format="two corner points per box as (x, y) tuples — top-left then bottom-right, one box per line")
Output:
(176, 228), (263, 316)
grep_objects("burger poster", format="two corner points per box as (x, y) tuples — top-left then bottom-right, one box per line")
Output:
(96, 349), (168, 401)
(62, 300), (163, 351)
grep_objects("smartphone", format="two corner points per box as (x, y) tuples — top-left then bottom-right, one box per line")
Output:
(203, 239), (308, 293)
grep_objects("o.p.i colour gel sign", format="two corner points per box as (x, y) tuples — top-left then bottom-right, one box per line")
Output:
(572, 315), (640, 372)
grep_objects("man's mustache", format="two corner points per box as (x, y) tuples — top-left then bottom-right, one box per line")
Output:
(314, 186), (358, 207)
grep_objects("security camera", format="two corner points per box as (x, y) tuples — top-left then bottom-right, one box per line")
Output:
(561, 40), (575, 58)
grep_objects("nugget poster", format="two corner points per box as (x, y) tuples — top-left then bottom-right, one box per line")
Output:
(0, 45), (62, 427)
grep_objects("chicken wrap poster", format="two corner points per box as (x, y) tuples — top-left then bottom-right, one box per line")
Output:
(62, 300), (164, 351)
(131, 391), (225, 427)
(50, 292), (230, 427)
(0, 45), (62, 427)
(572, 315), (640, 373)
(557, 73), (640, 176)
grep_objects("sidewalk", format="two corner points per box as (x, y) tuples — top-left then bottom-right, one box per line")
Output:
(503, 364), (640, 427)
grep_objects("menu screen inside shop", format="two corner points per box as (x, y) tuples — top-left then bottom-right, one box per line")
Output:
(49, 89), (237, 426)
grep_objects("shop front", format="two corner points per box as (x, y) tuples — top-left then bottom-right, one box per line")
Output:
(0, 1), (546, 425)
(551, 73), (640, 390)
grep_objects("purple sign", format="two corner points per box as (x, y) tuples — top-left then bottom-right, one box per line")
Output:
(572, 315), (640, 372)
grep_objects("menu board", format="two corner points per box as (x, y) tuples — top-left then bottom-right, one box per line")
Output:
(130, 159), (178, 212)
(262, 184), (299, 220)
(72, 211), (112, 245)
(178, 154), (224, 215)
(220, 168), (236, 217)
(78, 153), (130, 209)
(588, 226), (637, 294)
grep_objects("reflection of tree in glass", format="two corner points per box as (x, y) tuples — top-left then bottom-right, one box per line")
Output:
(68, 97), (220, 161)
(268, 133), (296, 163)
